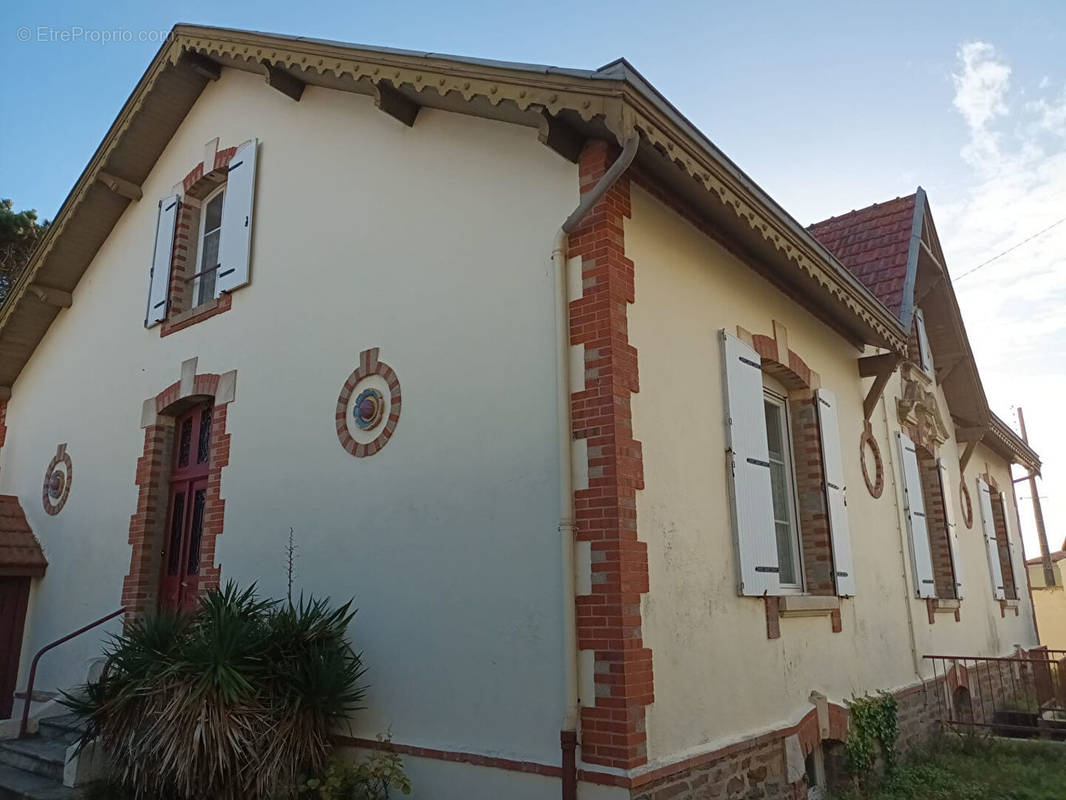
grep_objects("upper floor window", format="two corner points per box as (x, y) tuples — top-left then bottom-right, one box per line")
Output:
(763, 381), (803, 591)
(144, 138), (259, 332)
(720, 329), (856, 599)
(914, 308), (934, 378)
(194, 186), (225, 307)
(896, 433), (963, 601)
(976, 478), (1021, 601)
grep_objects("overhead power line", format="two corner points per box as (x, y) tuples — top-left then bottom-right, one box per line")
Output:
(954, 214), (1066, 281)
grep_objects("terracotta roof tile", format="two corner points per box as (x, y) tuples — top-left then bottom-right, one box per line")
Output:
(1027, 551), (1066, 566)
(0, 496), (47, 576)
(807, 194), (917, 317)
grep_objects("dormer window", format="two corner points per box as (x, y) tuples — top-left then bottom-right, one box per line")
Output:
(914, 308), (934, 378)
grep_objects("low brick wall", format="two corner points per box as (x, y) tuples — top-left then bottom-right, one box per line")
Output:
(626, 677), (947, 800)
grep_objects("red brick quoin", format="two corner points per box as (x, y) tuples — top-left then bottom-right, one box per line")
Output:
(121, 368), (235, 616)
(569, 141), (652, 770)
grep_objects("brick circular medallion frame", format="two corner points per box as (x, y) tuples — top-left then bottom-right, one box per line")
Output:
(860, 423), (884, 499)
(336, 347), (401, 458)
(42, 443), (72, 515)
(960, 480), (974, 529)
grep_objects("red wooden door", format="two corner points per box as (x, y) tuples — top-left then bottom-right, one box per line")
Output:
(160, 404), (212, 613)
(0, 577), (29, 719)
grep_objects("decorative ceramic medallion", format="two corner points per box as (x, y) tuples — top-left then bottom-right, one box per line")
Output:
(353, 388), (385, 431)
(859, 422), (884, 499)
(960, 481), (974, 529)
(336, 348), (401, 457)
(42, 443), (72, 515)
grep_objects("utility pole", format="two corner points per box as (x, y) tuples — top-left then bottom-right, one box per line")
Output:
(1018, 407), (1055, 587)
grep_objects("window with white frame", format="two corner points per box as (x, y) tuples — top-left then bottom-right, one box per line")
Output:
(720, 330), (856, 599)
(763, 380), (803, 591)
(194, 186), (225, 308)
(145, 138), (259, 328)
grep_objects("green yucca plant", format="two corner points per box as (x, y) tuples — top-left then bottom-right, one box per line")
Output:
(63, 583), (366, 800)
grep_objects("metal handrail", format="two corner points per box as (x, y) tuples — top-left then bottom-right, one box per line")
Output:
(19, 607), (125, 737)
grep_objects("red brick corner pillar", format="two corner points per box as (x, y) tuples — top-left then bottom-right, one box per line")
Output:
(569, 140), (652, 770)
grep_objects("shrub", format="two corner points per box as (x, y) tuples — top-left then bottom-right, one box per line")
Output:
(290, 743), (412, 800)
(64, 583), (366, 800)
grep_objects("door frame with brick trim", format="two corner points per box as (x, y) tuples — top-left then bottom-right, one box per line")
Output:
(122, 365), (235, 617)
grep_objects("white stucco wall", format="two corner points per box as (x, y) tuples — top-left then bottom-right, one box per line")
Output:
(1, 67), (579, 789)
(625, 184), (1038, 766)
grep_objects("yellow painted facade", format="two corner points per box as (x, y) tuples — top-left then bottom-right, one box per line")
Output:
(626, 183), (1037, 767)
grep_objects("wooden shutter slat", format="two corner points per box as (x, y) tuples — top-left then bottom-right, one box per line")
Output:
(217, 138), (258, 294)
(1001, 491), (1024, 601)
(816, 388), (856, 596)
(145, 195), (179, 327)
(897, 431), (937, 598)
(977, 478), (1005, 600)
(937, 460), (963, 598)
(720, 330), (779, 597)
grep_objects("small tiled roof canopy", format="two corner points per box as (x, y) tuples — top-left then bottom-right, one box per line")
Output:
(1027, 551), (1066, 566)
(807, 194), (917, 318)
(0, 496), (47, 577)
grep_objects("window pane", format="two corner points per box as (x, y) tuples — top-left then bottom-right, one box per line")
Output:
(204, 192), (224, 232)
(177, 418), (193, 468)
(198, 230), (219, 305)
(776, 522), (797, 585)
(764, 401), (784, 457)
(765, 397), (800, 586)
(167, 493), (185, 576)
(187, 488), (206, 576)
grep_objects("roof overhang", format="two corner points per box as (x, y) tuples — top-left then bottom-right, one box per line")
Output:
(0, 25), (907, 390)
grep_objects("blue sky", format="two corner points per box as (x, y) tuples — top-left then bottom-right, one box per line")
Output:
(2, 1), (1065, 551)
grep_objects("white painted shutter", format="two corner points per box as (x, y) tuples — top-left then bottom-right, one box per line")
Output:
(896, 431), (936, 598)
(1001, 491), (1024, 600)
(720, 331), (779, 596)
(915, 308), (934, 377)
(145, 194), (179, 327)
(937, 460), (963, 598)
(217, 138), (258, 294)
(816, 388), (856, 596)
(977, 478), (1005, 600)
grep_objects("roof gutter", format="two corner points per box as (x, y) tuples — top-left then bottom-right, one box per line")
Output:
(552, 134), (639, 800)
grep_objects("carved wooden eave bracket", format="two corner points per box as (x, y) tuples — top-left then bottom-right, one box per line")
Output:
(896, 361), (950, 452)
(261, 59), (305, 101)
(955, 424), (987, 474)
(96, 171), (142, 201)
(167, 30), (904, 352)
(27, 285), (72, 308)
(858, 352), (901, 420)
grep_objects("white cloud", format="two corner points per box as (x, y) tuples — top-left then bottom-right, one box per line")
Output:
(939, 42), (1066, 558)
(952, 42), (1012, 171)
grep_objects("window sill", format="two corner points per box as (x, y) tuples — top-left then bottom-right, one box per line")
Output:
(931, 598), (961, 613)
(160, 293), (233, 338)
(778, 595), (841, 618)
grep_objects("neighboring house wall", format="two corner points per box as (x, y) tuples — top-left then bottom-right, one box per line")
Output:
(1028, 561), (1066, 651)
(0, 67), (579, 787)
(624, 182), (1037, 771)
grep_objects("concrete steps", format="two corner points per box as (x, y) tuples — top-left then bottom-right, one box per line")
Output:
(0, 715), (89, 799)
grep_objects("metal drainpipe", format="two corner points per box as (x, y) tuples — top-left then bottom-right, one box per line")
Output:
(553, 135), (639, 800)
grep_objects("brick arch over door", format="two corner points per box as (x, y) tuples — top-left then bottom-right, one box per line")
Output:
(121, 363), (236, 616)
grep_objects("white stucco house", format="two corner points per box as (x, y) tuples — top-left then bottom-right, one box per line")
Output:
(0, 24), (1047, 799)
